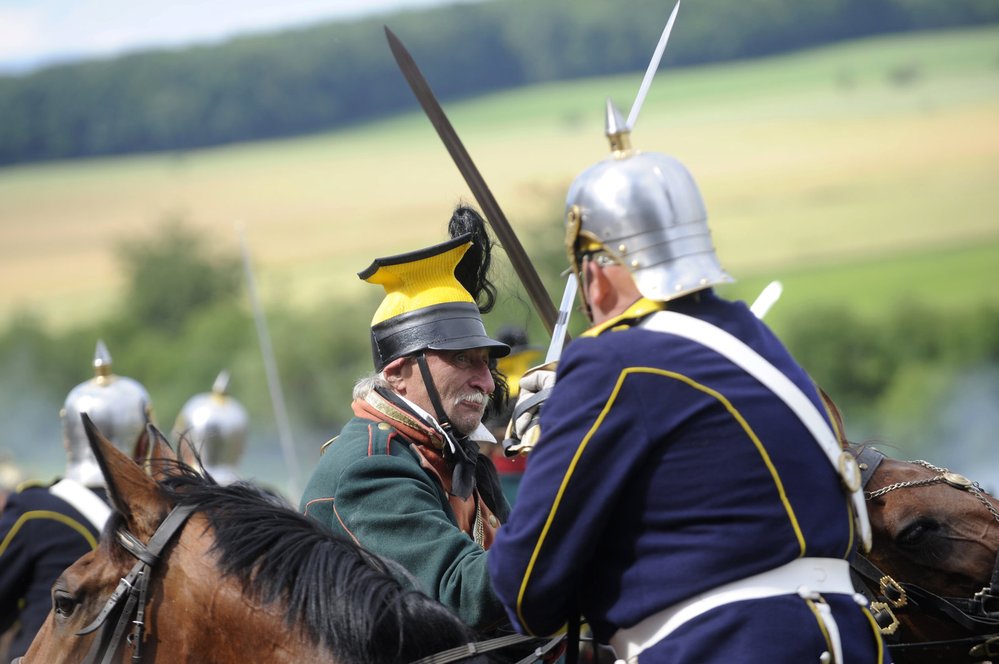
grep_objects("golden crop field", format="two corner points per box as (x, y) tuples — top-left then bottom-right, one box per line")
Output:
(1, 26), (997, 329)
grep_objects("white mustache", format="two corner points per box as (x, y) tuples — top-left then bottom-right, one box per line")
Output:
(454, 392), (488, 407)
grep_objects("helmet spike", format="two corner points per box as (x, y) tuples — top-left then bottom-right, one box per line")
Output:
(605, 99), (632, 153)
(63, 340), (152, 486)
(211, 370), (231, 397)
(93, 339), (112, 378)
(173, 373), (248, 484)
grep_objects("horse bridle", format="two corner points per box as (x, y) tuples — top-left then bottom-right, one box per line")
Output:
(851, 447), (999, 663)
(58, 499), (555, 664)
(74, 503), (196, 664)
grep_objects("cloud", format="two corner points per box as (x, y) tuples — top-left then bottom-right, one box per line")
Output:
(0, 6), (47, 60)
(0, 0), (470, 73)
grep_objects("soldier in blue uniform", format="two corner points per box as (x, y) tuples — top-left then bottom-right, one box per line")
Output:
(0, 341), (152, 659)
(488, 103), (889, 663)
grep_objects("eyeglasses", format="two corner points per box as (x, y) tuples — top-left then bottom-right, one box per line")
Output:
(433, 349), (491, 371)
(586, 252), (618, 267)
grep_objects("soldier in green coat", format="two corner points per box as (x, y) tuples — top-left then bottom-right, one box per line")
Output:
(300, 219), (515, 633)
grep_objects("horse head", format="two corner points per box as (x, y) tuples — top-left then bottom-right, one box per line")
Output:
(20, 414), (494, 664)
(853, 445), (999, 658)
(20, 415), (334, 663)
(20, 414), (172, 662)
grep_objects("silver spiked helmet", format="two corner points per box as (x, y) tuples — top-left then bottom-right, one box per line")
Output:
(173, 370), (248, 485)
(564, 100), (732, 304)
(61, 340), (152, 487)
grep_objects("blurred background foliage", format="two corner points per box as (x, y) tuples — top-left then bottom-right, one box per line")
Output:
(2, 218), (997, 494)
(1, 0), (998, 498)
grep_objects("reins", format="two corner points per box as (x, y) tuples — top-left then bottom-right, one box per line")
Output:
(852, 448), (999, 663)
(75, 503), (196, 664)
(408, 633), (564, 664)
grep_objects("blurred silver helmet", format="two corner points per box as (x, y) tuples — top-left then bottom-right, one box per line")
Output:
(564, 99), (732, 304)
(173, 370), (248, 485)
(61, 340), (152, 487)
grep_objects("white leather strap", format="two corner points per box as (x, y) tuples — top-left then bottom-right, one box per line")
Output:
(640, 311), (871, 551)
(50, 478), (111, 532)
(610, 557), (856, 662)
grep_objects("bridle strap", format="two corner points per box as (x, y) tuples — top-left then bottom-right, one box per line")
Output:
(77, 503), (197, 664)
(408, 633), (564, 664)
(856, 446), (885, 489)
(888, 635), (999, 664)
(853, 553), (999, 634)
(851, 449), (999, 661)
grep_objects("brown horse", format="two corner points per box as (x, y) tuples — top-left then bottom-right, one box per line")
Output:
(852, 445), (999, 663)
(17, 414), (495, 664)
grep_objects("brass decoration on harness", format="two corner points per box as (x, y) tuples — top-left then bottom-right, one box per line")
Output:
(852, 447), (999, 663)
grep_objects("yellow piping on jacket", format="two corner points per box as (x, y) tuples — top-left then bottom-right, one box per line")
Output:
(514, 366), (807, 632)
(0, 510), (99, 556)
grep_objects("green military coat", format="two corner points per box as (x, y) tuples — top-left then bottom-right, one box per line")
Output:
(300, 413), (509, 632)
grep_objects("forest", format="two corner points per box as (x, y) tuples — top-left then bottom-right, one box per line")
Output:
(0, 0), (997, 164)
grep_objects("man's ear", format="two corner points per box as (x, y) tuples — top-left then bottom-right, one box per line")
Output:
(382, 358), (408, 393)
(585, 260), (613, 311)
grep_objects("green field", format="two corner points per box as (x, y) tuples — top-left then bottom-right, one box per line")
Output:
(720, 241), (999, 336)
(1, 26), (997, 330)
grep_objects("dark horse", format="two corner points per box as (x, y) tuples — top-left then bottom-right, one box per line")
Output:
(18, 414), (493, 663)
(851, 445), (999, 663)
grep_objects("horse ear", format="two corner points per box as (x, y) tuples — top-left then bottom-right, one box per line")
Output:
(82, 413), (168, 539)
(143, 424), (179, 482)
(176, 435), (204, 474)
(817, 385), (849, 448)
(131, 426), (150, 465)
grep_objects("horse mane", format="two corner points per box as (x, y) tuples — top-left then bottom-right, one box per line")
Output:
(127, 463), (484, 664)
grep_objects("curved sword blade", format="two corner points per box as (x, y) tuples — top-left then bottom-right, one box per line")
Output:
(544, 273), (578, 364)
(385, 26), (560, 337)
(627, 0), (681, 131)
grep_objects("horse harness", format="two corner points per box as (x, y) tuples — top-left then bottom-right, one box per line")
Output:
(75, 503), (197, 664)
(62, 499), (558, 664)
(851, 447), (999, 663)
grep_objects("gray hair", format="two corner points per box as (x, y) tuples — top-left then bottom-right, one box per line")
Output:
(353, 372), (391, 401)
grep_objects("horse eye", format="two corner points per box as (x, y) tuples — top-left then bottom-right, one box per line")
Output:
(53, 589), (78, 618)
(897, 517), (938, 548)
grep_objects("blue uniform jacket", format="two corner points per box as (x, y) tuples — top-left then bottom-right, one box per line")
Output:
(0, 482), (104, 658)
(488, 293), (887, 662)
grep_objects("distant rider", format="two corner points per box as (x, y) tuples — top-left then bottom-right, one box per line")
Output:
(0, 341), (152, 659)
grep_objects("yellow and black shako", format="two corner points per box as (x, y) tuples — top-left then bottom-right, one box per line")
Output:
(359, 234), (510, 371)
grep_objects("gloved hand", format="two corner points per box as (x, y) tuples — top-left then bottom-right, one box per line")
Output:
(503, 362), (557, 456)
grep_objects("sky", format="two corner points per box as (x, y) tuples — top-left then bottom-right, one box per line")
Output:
(0, 0), (472, 74)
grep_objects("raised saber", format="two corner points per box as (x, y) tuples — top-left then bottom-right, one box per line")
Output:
(627, 0), (681, 130)
(236, 222), (301, 500)
(385, 26), (562, 339)
(544, 273), (578, 364)
(542, 0), (683, 365)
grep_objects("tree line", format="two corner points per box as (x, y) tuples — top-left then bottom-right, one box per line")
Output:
(0, 0), (996, 165)
(1, 220), (996, 484)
